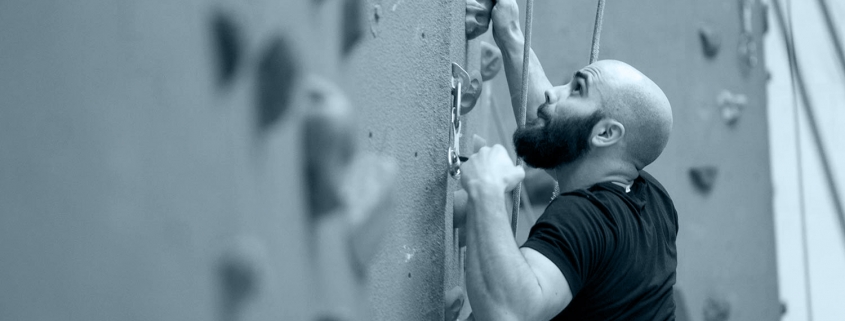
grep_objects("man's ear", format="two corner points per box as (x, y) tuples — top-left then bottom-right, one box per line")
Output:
(590, 119), (625, 147)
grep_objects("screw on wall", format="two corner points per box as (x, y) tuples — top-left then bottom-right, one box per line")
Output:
(480, 41), (503, 81)
(466, 0), (494, 40)
(689, 166), (718, 194)
(698, 25), (721, 59)
(370, 4), (381, 38)
(717, 90), (747, 126)
(211, 11), (242, 86)
(255, 36), (299, 130)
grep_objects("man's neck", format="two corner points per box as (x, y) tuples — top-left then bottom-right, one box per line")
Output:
(552, 157), (638, 194)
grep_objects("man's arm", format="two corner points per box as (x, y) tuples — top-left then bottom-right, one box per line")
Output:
(461, 145), (572, 321)
(491, 0), (553, 124)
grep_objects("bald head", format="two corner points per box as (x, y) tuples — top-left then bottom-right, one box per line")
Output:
(590, 60), (673, 169)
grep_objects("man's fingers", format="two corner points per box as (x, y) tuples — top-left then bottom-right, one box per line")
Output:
(472, 134), (488, 154)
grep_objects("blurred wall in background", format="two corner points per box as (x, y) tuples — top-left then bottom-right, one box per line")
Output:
(765, 0), (845, 320)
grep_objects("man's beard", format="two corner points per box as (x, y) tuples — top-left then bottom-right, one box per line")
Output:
(513, 109), (605, 169)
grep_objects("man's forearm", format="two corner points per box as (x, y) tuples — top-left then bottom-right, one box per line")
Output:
(464, 183), (543, 320)
(492, 22), (553, 124)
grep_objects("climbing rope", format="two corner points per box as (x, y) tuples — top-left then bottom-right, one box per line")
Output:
(533, 0), (608, 233)
(511, 0), (536, 235)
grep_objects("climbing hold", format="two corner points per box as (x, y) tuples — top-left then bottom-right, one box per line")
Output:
(460, 69), (483, 115)
(218, 236), (268, 321)
(703, 296), (730, 321)
(689, 166), (718, 193)
(466, 0), (494, 40)
(343, 153), (398, 278)
(698, 26), (721, 58)
(717, 90), (747, 126)
(256, 35), (299, 130)
(211, 11), (242, 85)
(674, 289), (692, 321)
(453, 189), (468, 230)
(342, 0), (365, 55)
(302, 75), (356, 217)
(480, 41), (503, 81)
(444, 286), (466, 321)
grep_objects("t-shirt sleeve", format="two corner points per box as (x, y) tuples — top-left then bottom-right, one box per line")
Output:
(521, 195), (611, 296)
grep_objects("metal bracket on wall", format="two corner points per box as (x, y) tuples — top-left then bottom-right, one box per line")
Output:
(448, 62), (470, 178)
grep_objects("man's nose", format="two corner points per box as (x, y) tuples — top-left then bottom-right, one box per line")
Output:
(544, 89), (558, 105)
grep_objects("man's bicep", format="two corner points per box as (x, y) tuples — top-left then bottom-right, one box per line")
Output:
(521, 247), (573, 320)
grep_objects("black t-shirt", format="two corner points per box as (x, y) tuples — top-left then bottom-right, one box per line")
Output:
(522, 171), (678, 321)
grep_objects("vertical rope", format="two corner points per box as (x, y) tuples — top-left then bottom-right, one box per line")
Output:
(773, 0), (814, 318)
(511, 0), (535, 235)
(552, 0), (606, 200)
(786, 0), (814, 319)
(589, 0), (606, 64)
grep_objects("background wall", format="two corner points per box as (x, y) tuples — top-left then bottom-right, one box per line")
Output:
(765, 1), (845, 320)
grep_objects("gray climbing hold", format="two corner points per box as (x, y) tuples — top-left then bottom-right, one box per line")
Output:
(699, 26), (721, 58)
(689, 166), (718, 193)
(302, 76), (356, 217)
(444, 286), (465, 321)
(460, 69), (483, 115)
(218, 237), (267, 321)
(703, 296), (731, 321)
(211, 11), (242, 85)
(480, 41), (503, 81)
(453, 189), (468, 230)
(466, 0), (494, 40)
(342, 0), (365, 55)
(717, 90), (747, 126)
(343, 153), (397, 278)
(256, 35), (299, 130)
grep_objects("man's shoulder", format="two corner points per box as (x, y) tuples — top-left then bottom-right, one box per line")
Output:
(639, 170), (671, 197)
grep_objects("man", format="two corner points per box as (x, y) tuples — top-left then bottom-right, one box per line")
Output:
(460, 0), (678, 320)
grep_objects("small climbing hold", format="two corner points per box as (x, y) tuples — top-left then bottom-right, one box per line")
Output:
(256, 35), (299, 130)
(465, 0), (494, 40)
(460, 70), (483, 115)
(480, 41), (503, 81)
(343, 154), (398, 278)
(342, 0), (365, 55)
(717, 90), (747, 126)
(218, 236), (268, 320)
(444, 286), (466, 321)
(302, 75), (356, 217)
(703, 296), (730, 321)
(698, 26), (721, 58)
(689, 166), (718, 193)
(211, 11), (242, 85)
(453, 189), (468, 230)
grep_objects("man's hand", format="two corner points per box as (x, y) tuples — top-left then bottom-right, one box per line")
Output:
(460, 144), (525, 195)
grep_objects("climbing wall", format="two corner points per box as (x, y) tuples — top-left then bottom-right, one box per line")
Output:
(475, 0), (780, 320)
(0, 0), (466, 320)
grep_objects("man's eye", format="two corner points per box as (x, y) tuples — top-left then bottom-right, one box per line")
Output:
(571, 81), (582, 95)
